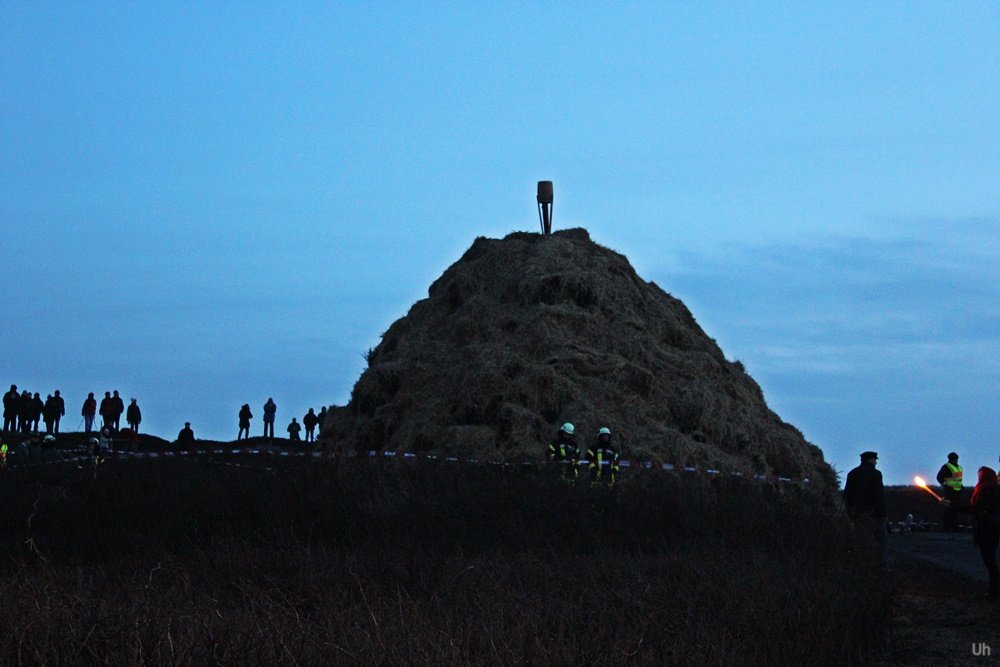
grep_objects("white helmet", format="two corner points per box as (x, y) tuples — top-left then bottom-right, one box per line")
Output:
(560, 423), (575, 436)
(598, 427), (611, 436)
(43, 435), (56, 442)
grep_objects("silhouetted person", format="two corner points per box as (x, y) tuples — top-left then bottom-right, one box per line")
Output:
(111, 390), (124, 430)
(51, 390), (65, 433)
(18, 391), (31, 433)
(937, 452), (964, 532)
(177, 422), (195, 446)
(941, 466), (1000, 601)
(303, 408), (318, 442)
(29, 393), (43, 432)
(843, 451), (888, 570)
(287, 418), (301, 441)
(317, 406), (327, 437)
(238, 404), (253, 440)
(2, 385), (18, 433)
(126, 398), (142, 434)
(262, 398), (276, 439)
(99, 392), (112, 429)
(82, 392), (97, 433)
(43, 394), (55, 433)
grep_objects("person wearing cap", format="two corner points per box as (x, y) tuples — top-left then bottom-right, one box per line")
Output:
(547, 423), (580, 482)
(587, 426), (620, 486)
(936, 452), (964, 532)
(843, 451), (888, 570)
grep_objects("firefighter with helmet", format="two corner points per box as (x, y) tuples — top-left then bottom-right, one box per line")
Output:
(548, 423), (580, 482)
(587, 426), (620, 486)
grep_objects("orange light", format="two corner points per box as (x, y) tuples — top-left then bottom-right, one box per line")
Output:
(914, 476), (942, 501)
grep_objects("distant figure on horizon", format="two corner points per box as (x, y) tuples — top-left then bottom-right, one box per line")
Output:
(42, 394), (54, 433)
(2, 385), (19, 433)
(843, 451), (888, 570)
(126, 398), (142, 434)
(45, 390), (65, 434)
(82, 392), (97, 433)
(262, 398), (276, 439)
(936, 452), (964, 532)
(287, 418), (301, 442)
(111, 390), (124, 431)
(18, 390), (31, 433)
(29, 392), (43, 432)
(317, 406), (328, 437)
(238, 404), (253, 440)
(303, 408), (318, 442)
(176, 422), (195, 446)
(99, 392), (112, 429)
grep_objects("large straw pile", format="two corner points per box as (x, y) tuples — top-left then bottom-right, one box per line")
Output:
(322, 228), (834, 487)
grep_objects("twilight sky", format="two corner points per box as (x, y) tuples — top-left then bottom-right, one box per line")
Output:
(2, 3), (998, 485)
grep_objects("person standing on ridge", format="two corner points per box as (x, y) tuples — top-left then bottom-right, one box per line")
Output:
(547, 423), (580, 482)
(303, 408), (318, 442)
(937, 452), (964, 532)
(262, 398), (276, 439)
(317, 406), (328, 437)
(82, 392), (97, 433)
(238, 404), (253, 440)
(111, 390), (124, 431)
(587, 426), (620, 486)
(843, 451), (888, 570)
(42, 395), (54, 433)
(287, 418), (301, 442)
(176, 422), (195, 447)
(126, 398), (142, 434)
(29, 393), (43, 432)
(51, 390), (65, 433)
(18, 390), (31, 433)
(941, 466), (1000, 601)
(99, 392), (112, 429)
(2, 385), (19, 433)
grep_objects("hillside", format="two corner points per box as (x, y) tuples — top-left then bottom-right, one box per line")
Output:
(322, 228), (834, 488)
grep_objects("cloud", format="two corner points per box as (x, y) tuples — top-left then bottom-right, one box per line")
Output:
(656, 217), (1000, 378)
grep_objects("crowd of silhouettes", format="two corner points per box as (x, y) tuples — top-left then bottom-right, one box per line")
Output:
(5, 382), (330, 447)
(235, 400), (327, 443)
(3, 384), (66, 434)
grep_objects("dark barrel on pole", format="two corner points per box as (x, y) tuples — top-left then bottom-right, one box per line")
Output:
(537, 181), (554, 235)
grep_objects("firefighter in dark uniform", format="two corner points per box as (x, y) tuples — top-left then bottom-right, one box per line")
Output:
(843, 450), (888, 570)
(936, 452), (963, 532)
(587, 426), (620, 487)
(547, 423), (579, 482)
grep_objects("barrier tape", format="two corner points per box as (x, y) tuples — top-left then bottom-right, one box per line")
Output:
(0, 446), (809, 485)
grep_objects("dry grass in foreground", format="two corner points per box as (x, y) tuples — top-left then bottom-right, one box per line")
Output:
(0, 460), (888, 665)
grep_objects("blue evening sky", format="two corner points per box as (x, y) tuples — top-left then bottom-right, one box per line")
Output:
(2, 3), (998, 485)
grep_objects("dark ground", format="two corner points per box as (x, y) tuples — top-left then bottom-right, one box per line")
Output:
(880, 533), (999, 666)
